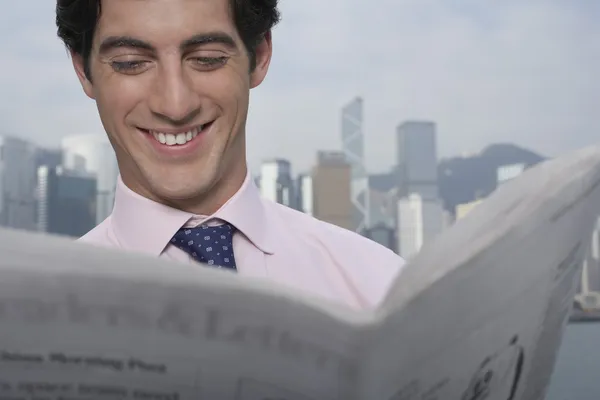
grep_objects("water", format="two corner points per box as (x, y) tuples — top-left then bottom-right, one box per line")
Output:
(545, 323), (600, 400)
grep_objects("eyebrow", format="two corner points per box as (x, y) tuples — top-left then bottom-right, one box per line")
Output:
(98, 32), (237, 55)
(98, 36), (155, 54)
(181, 33), (237, 52)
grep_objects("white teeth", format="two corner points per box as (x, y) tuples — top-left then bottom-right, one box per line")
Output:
(165, 134), (176, 145)
(150, 125), (203, 146)
(175, 133), (187, 144)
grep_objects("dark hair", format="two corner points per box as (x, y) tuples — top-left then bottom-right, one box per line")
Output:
(56, 0), (280, 80)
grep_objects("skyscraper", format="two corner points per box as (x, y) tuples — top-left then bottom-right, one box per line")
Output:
(364, 172), (399, 250)
(580, 216), (600, 294)
(296, 173), (314, 216)
(311, 151), (353, 231)
(397, 193), (444, 259)
(364, 224), (396, 252)
(61, 134), (119, 224)
(367, 172), (399, 229)
(259, 159), (295, 208)
(395, 121), (443, 257)
(341, 97), (368, 233)
(0, 136), (37, 231)
(35, 147), (62, 171)
(497, 163), (527, 185)
(34, 147), (63, 227)
(37, 166), (97, 237)
(396, 121), (438, 199)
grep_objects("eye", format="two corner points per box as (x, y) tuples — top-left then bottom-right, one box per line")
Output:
(190, 56), (229, 70)
(110, 60), (151, 74)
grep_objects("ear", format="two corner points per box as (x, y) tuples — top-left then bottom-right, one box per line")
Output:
(71, 52), (96, 100)
(250, 31), (273, 89)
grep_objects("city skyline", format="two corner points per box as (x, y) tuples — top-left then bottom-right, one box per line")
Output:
(2, 1), (599, 174)
(2, 113), (598, 284)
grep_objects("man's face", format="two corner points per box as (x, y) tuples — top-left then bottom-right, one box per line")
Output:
(73, 0), (272, 211)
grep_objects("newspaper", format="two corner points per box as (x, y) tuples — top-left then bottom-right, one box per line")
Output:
(1, 145), (600, 400)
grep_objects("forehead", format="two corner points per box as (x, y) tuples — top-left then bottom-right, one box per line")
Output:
(95, 0), (238, 44)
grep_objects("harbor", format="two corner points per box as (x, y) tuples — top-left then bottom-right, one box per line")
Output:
(570, 226), (600, 323)
(570, 291), (600, 323)
(569, 309), (600, 323)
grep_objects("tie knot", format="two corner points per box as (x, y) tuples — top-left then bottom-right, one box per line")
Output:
(170, 223), (237, 269)
(172, 223), (234, 240)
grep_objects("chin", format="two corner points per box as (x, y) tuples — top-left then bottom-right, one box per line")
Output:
(134, 150), (234, 209)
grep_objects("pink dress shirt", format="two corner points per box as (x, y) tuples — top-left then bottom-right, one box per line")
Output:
(79, 173), (405, 309)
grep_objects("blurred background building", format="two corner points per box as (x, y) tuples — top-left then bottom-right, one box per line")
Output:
(311, 151), (353, 230)
(342, 97), (369, 233)
(62, 134), (119, 225)
(37, 165), (96, 237)
(0, 136), (37, 231)
(259, 158), (295, 208)
(0, 133), (118, 238)
(296, 173), (313, 216)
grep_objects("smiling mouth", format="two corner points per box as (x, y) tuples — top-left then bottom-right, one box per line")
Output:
(139, 122), (213, 146)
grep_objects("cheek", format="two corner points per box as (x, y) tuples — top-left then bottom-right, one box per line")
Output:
(194, 68), (250, 112)
(94, 80), (144, 135)
(95, 93), (124, 137)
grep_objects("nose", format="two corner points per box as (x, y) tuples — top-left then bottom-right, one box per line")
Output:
(148, 62), (201, 124)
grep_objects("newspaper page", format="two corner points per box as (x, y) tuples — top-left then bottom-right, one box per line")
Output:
(0, 229), (371, 400)
(0, 144), (599, 400)
(359, 145), (600, 399)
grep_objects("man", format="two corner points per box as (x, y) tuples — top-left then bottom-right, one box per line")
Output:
(56, 0), (405, 309)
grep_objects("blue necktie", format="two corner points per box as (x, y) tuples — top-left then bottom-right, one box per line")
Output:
(170, 223), (237, 270)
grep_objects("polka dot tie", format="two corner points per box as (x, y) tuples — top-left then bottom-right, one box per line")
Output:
(170, 223), (237, 270)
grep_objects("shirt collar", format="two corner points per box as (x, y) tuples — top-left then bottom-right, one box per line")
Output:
(111, 171), (275, 257)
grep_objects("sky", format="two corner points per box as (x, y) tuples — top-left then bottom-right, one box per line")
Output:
(1, 0), (599, 174)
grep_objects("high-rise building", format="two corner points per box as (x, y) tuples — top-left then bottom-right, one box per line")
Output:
(341, 97), (368, 232)
(397, 193), (444, 260)
(497, 163), (527, 185)
(0, 136), (37, 231)
(364, 224), (396, 252)
(579, 216), (600, 294)
(33, 148), (64, 226)
(37, 166), (97, 238)
(35, 148), (62, 171)
(395, 121), (443, 258)
(396, 121), (438, 199)
(364, 177), (398, 250)
(296, 173), (314, 216)
(61, 134), (119, 224)
(311, 151), (353, 231)
(367, 172), (399, 230)
(259, 159), (295, 208)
